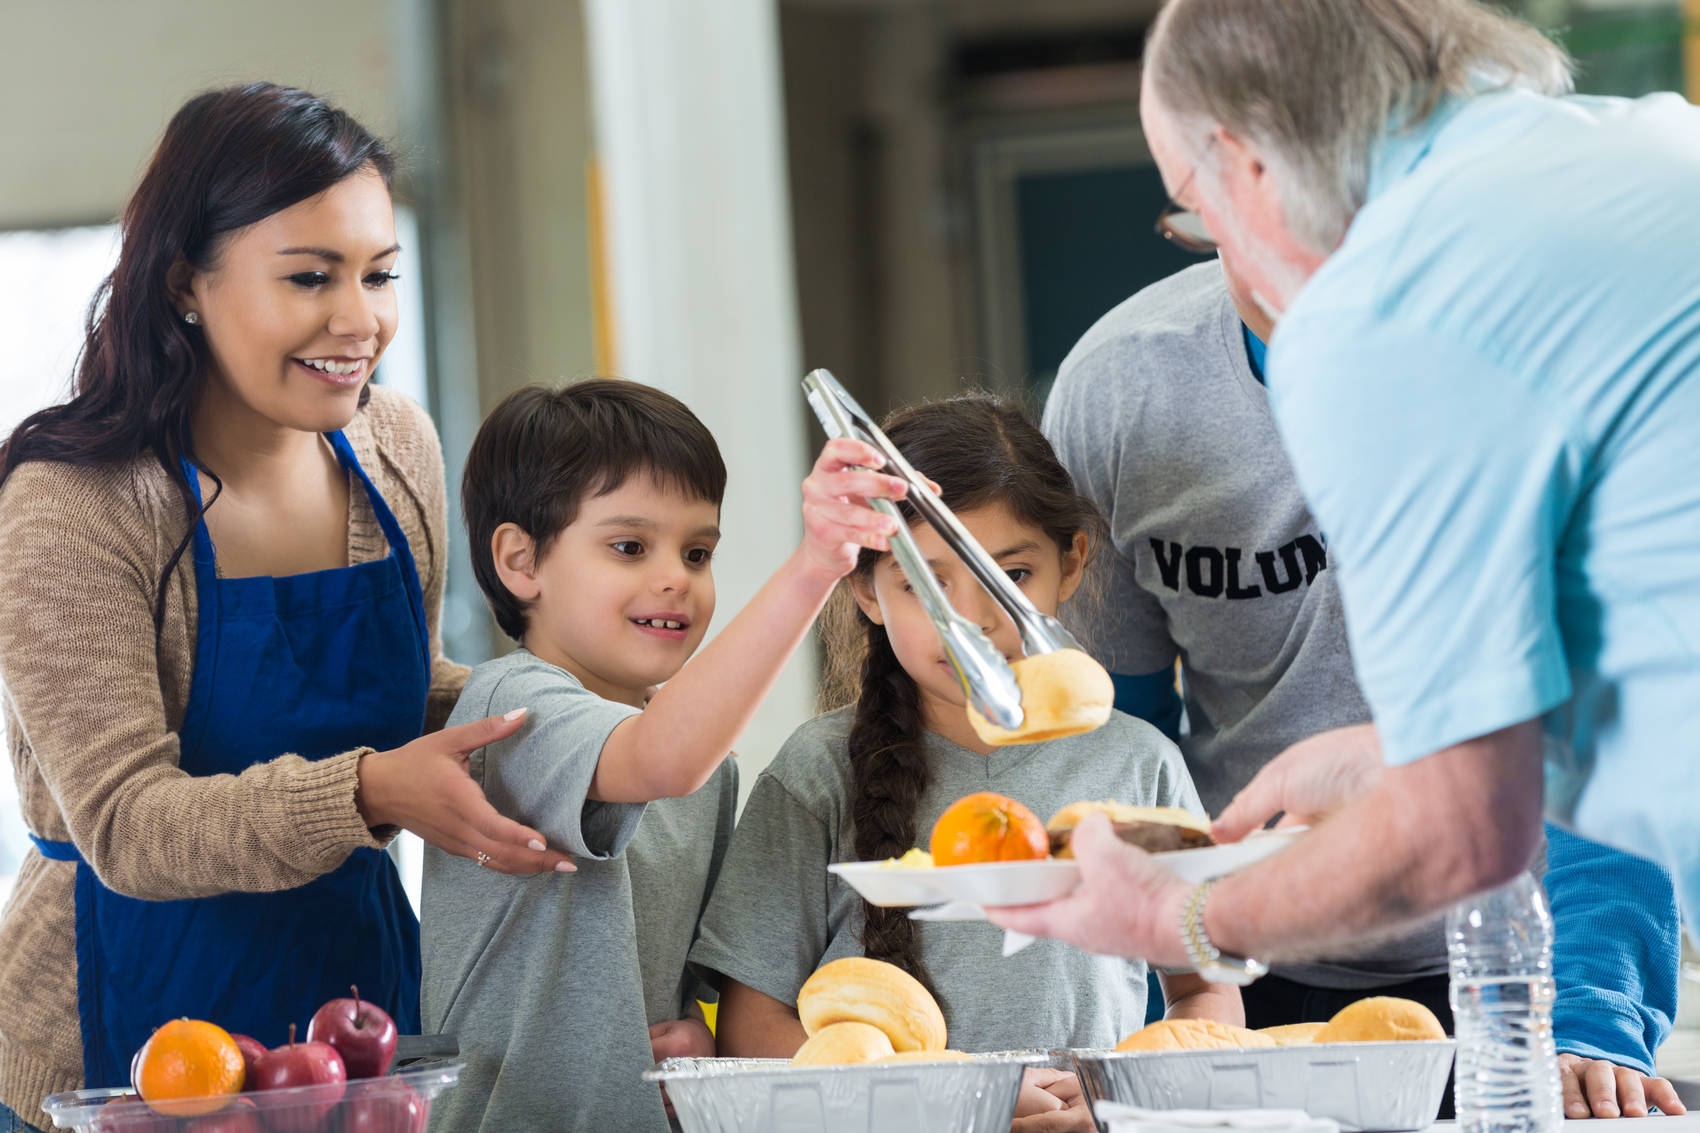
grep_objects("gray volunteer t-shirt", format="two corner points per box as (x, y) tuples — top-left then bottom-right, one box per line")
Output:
(1043, 261), (1446, 989)
(421, 649), (738, 1133)
(689, 707), (1203, 1052)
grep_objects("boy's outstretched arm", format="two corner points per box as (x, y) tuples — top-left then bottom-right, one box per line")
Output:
(590, 437), (906, 803)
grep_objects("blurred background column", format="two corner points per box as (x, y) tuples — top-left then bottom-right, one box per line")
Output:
(584, 0), (812, 796)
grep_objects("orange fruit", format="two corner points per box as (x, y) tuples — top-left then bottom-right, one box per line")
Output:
(929, 791), (1048, 866)
(133, 1018), (245, 1117)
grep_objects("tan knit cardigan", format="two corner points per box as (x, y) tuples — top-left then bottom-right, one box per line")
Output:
(0, 386), (469, 1122)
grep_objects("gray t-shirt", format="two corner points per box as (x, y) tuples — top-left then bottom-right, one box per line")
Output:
(1043, 261), (1447, 989)
(689, 707), (1203, 1052)
(421, 649), (738, 1133)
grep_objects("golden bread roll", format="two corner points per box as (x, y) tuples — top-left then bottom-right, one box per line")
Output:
(790, 1022), (896, 1066)
(965, 649), (1113, 745)
(1259, 1022), (1327, 1046)
(796, 957), (947, 1053)
(1315, 997), (1446, 1043)
(1115, 1019), (1276, 1053)
(1046, 802), (1214, 857)
(876, 1050), (974, 1064)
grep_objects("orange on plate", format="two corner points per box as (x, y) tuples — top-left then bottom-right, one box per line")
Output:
(929, 791), (1048, 866)
(133, 1018), (246, 1117)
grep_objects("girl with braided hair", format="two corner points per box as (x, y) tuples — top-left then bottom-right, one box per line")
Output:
(689, 395), (1243, 1131)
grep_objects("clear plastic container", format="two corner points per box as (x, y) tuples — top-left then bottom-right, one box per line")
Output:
(1447, 874), (1561, 1133)
(39, 1058), (460, 1133)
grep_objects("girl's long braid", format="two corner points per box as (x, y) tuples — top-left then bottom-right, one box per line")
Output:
(847, 620), (936, 994)
(827, 393), (1109, 999)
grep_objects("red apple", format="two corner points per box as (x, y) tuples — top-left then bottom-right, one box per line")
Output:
(187, 1096), (262, 1133)
(250, 1025), (346, 1133)
(305, 987), (397, 1080)
(340, 1078), (427, 1133)
(231, 1034), (268, 1092)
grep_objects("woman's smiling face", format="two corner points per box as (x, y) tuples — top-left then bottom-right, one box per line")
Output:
(179, 166), (400, 434)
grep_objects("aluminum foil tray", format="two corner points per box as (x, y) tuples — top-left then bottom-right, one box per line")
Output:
(646, 1053), (1046, 1133)
(1070, 1041), (1456, 1133)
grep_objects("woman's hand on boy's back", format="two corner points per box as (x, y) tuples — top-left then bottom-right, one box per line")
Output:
(798, 438), (909, 581)
(356, 708), (577, 875)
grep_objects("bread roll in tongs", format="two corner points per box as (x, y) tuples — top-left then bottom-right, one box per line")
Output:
(802, 369), (1112, 744)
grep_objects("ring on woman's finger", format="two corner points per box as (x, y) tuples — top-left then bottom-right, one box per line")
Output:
(475, 850), (492, 868)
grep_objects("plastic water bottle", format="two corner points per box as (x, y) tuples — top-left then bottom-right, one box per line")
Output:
(1447, 874), (1562, 1133)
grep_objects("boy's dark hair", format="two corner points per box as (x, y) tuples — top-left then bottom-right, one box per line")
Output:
(462, 379), (727, 641)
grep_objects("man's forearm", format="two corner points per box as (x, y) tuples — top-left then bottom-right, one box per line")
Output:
(1206, 722), (1547, 961)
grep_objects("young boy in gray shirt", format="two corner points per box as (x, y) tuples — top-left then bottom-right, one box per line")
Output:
(420, 379), (912, 1133)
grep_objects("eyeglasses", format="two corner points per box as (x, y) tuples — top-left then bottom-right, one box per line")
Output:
(1155, 137), (1220, 254)
(1156, 206), (1218, 254)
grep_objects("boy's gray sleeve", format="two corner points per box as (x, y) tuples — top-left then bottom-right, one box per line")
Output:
(687, 772), (834, 1008)
(475, 670), (645, 860)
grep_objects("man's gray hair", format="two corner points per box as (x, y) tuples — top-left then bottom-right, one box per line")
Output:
(1145, 0), (1574, 253)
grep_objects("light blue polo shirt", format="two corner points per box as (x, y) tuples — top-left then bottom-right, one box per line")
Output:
(1266, 88), (1700, 931)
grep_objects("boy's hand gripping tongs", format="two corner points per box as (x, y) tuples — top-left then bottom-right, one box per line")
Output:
(802, 369), (1085, 732)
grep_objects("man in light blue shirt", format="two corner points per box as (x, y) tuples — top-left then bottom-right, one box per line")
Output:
(1046, 257), (1685, 1115)
(992, 0), (1700, 1048)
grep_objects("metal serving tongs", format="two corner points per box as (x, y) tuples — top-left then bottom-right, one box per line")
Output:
(803, 369), (1086, 732)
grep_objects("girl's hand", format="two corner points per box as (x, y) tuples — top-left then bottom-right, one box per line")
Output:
(799, 437), (909, 580)
(356, 709), (577, 875)
(1011, 1067), (1094, 1132)
(650, 1017), (716, 1118)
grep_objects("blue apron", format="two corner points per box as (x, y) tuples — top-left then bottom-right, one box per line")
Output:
(31, 430), (427, 1088)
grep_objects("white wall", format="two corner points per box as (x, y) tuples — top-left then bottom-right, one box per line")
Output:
(586, 0), (814, 799)
(0, 0), (399, 228)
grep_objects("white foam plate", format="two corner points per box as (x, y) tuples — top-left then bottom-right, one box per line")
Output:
(1160, 827), (1307, 884)
(829, 858), (1080, 908)
(830, 827), (1305, 909)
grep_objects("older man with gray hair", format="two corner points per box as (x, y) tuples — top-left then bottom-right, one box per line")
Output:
(993, 0), (1700, 1027)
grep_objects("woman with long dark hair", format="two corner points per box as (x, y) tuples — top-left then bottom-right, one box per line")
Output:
(0, 83), (570, 1129)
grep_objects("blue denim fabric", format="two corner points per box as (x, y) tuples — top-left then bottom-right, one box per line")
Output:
(0, 1100), (46, 1133)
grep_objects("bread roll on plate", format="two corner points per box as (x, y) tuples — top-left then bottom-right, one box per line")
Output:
(791, 1022), (895, 1066)
(1115, 1019), (1275, 1052)
(1315, 997), (1446, 1043)
(965, 649), (1113, 745)
(1047, 802), (1213, 857)
(796, 957), (947, 1053)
